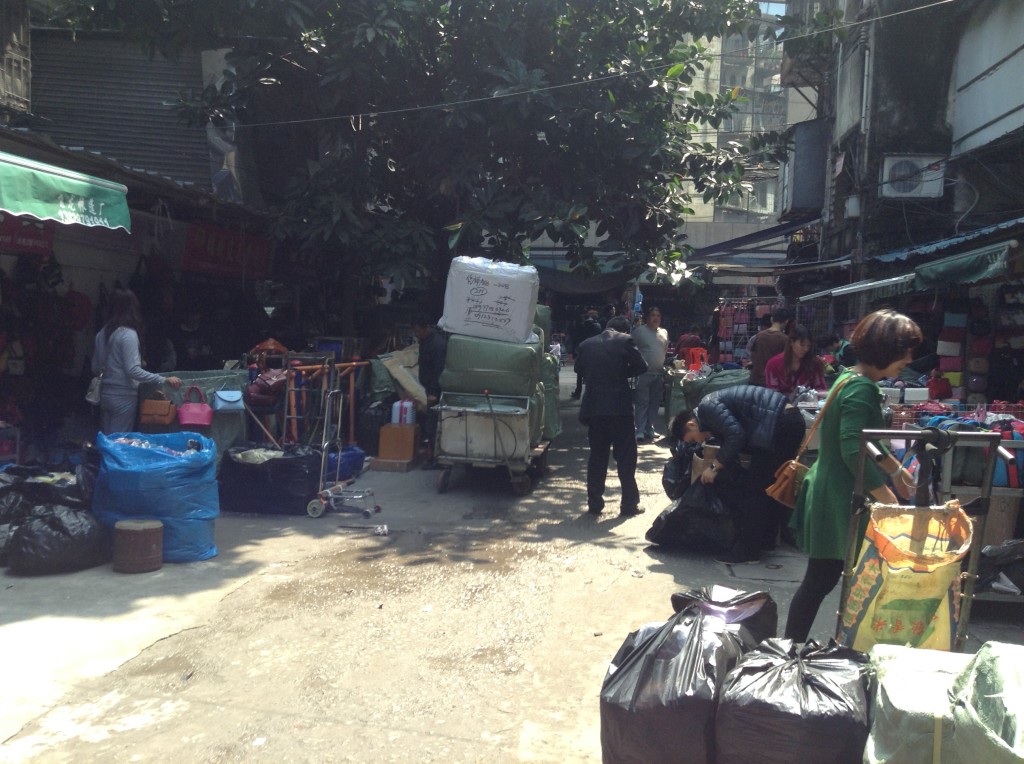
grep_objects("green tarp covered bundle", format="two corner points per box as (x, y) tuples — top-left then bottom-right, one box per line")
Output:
(865, 641), (1024, 764)
(439, 333), (541, 398)
(540, 353), (562, 440)
(665, 368), (750, 428)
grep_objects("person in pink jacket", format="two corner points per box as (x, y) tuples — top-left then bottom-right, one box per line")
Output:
(764, 325), (826, 398)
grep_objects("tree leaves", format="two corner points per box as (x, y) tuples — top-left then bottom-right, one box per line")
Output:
(54, 0), (784, 287)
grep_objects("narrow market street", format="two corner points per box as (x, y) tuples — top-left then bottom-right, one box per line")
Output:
(2, 369), (1022, 763)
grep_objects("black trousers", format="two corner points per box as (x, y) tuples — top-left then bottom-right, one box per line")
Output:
(734, 407), (806, 556)
(784, 557), (844, 642)
(586, 416), (640, 511)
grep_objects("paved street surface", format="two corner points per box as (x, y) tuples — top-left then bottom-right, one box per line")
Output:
(2, 368), (1022, 762)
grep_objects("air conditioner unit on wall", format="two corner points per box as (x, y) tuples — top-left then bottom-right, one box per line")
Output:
(879, 155), (946, 199)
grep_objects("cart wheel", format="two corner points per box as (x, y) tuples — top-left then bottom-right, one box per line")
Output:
(361, 508), (372, 518)
(510, 474), (532, 496)
(374, 505), (383, 513)
(306, 499), (326, 518)
(436, 467), (452, 494)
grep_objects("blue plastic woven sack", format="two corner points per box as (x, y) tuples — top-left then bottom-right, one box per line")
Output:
(93, 431), (219, 562)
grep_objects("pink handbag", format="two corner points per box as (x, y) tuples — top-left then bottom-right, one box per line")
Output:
(178, 385), (214, 427)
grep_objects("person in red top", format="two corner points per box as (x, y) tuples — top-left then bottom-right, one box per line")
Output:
(674, 325), (703, 351)
(764, 324), (826, 398)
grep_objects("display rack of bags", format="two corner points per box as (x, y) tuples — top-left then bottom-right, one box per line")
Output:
(715, 299), (776, 365)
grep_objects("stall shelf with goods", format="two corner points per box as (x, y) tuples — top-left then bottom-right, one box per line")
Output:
(137, 370), (248, 458)
(715, 299), (777, 365)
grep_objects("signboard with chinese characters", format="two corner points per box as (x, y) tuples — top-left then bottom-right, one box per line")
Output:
(181, 222), (271, 280)
(0, 213), (53, 255)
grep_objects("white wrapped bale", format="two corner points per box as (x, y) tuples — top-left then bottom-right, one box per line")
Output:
(440, 257), (539, 343)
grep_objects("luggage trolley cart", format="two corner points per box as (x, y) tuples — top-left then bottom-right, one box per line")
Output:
(837, 427), (1013, 652)
(307, 388), (382, 519)
(434, 390), (550, 496)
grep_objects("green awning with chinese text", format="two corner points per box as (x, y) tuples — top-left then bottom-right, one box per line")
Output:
(0, 151), (130, 232)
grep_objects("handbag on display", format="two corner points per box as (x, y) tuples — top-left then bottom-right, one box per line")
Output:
(211, 387), (245, 413)
(85, 372), (103, 405)
(766, 375), (855, 510)
(139, 391), (177, 426)
(244, 368), (288, 408)
(178, 385), (214, 427)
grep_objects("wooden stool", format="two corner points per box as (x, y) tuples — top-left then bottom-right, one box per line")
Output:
(113, 519), (164, 574)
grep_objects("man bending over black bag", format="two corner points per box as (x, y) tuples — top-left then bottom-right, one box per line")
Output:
(678, 386), (805, 564)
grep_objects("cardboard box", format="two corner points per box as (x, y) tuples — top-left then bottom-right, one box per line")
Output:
(377, 424), (420, 462)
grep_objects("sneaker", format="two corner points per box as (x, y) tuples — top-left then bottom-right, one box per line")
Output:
(636, 432), (646, 442)
(644, 429), (660, 440)
(715, 549), (760, 565)
(620, 505), (646, 517)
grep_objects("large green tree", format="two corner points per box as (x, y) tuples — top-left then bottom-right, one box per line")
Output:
(54, 0), (782, 316)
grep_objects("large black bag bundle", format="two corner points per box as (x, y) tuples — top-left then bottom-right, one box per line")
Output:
(715, 639), (871, 764)
(600, 587), (777, 764)
(218, 445), (323, 515)
(645, 479), (739, 553)
(0, 468), (104, 567)
(7, 505), (112, 574)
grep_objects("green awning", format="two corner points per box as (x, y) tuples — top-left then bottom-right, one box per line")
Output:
(913, 242), (1010, 290)
(0, 151), (131, 232)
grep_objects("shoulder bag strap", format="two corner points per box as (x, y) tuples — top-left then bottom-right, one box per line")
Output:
(793, 373), (860, 460)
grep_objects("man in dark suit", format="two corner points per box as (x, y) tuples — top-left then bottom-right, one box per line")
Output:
(574, 315), (649, 516)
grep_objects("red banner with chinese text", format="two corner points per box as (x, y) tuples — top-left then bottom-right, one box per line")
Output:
(182, 223), (270, 280)
(0, 213), (54, 255)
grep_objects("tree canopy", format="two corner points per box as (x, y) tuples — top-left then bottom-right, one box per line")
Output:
(53, 0), (784, 301)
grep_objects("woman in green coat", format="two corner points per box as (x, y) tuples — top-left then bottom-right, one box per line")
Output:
(784, 310), (923, 642)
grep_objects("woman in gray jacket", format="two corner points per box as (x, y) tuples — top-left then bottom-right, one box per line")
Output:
(92, 289), (181, 435)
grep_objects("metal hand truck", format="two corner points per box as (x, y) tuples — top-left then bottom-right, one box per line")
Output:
(839, 427), (1013, 651)
(306, 389), (382, 519)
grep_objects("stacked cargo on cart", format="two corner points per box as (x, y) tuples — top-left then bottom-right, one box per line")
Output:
(434, 257), (556, 495)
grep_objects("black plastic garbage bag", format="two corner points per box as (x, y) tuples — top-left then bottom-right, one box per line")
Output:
(662, 440), (700, 500)
(669, 587), (778, 645)
(715, 639), (871, 764)
(0, 482), (35, 525)
(645, 480), (737, 553)
(0, 522), (16, 566)
(7, 505), (112, 575)
(600, 586), (775, 764)
(661, 454), (690, 500)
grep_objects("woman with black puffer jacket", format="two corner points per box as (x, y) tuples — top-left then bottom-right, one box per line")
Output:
(677, 384), (806, 564)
